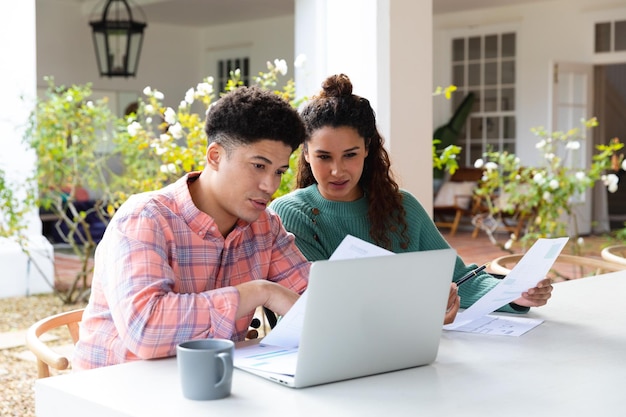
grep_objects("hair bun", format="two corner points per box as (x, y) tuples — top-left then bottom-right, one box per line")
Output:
(320, 74), (353, 98)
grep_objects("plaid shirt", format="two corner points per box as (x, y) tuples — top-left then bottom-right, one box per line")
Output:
(73, 173), (310, 370)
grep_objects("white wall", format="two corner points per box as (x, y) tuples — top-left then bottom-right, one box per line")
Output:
(433, 0), (626, 166)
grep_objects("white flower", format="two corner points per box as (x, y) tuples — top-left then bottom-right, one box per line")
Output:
(484, 162), (498, 172)
(179, 100), (188, 110)
(533, 172), (545, 184)
(608, 182), (618, 193)
(545, 153), (555, 161)
(154, 91), (165, 100)
(146, 117), (153, 124)
(184, 88), (195, 104)
(160, 163), (177, 174)
(168, 122), (183, 140)
(143, 86), (152, 96)
(66, 95), (73, 102)
(127, 121), (142, 136)
(577, 237), (584, 246)
(196, 82), (213, 97)
(159, 134), (170, 142)
(575, 171), (586, 181)
(294, 54), (307, 69)
(504, 239), (513, 250)
(536, 139), (546, 149)
(86, 101), (94, 108)
(622, 159), (626, 171)
(604, 173), (619, 186)
(566, 141), (581, 150)
(274, 59), (288, 76)
(144, 104), (155, 114)
(164, 107), (176, 125)
(542, 191), (552, 201)
(474, 158), (484, 168)
(549, 179), (559, 190)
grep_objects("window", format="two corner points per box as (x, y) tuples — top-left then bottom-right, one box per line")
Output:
(451, 32), (516, 166)
(595, 20), (626, 53)
(217, 57), (250, 92)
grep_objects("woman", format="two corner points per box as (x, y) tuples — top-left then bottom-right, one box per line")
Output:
(270, 74), (552, 322)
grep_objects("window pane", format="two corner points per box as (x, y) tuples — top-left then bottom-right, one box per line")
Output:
(468, 63), (481, 86)
(485, 35), (498, 59)
(484, 62), (498, 85)
(484, 88), (498, 112)
(615, 21), (626, 51)
(502, 88), (515, 111)
(470, 117), (483, 140)
(502, 33), (516, 57)
(453, 64), (465, 87)
(595, 22), (611, 52)
(486, 117), (500, 139)
(503, 116), (516, 139)
(502, 141), (516, 154)
(453, 38), (465, 61)
(572, 73), (586, 104)
(501, 60), (515, 84)
(469, 37), (482, 60)
(469, 143), (484, 165)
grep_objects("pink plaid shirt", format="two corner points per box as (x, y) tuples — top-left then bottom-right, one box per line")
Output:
(73, 173), (310, 370)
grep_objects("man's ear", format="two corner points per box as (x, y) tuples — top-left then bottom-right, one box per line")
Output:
(206, 142), (222, 170)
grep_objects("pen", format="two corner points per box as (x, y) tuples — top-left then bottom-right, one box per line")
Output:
(456, 263), (489, 287)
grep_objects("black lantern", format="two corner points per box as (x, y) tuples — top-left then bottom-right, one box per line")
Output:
(89, 0), (147, 77)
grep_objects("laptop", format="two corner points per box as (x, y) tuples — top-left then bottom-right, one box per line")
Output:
(234, 248), (457, 388)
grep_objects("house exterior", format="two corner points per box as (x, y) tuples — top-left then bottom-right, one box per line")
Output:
(2, 0), (625, 296)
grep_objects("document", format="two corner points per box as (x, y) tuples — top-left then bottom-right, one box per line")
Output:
(445, 237), (568, 333)
(261, 235), (392, 349)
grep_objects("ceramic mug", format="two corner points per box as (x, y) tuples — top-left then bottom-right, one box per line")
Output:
(176, 338), (234, 400)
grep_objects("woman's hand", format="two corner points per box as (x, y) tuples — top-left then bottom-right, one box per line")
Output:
(444, 283), (460, 324)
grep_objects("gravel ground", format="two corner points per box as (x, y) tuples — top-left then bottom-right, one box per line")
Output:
(0, 293), (87, 417)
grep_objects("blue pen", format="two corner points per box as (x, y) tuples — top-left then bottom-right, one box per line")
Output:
(456, 263), (488, 286)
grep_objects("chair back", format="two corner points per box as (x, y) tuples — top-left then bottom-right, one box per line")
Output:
(25, 308), (84, 378)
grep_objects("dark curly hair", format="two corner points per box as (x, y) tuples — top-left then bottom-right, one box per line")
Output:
(297, 74), (409, 250)
(204, 86), (305, 152)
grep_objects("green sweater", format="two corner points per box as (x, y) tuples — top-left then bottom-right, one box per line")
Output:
(270, 184), (526, 313)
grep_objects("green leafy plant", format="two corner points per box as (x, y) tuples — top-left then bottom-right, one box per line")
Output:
(22, 77), (120, 303)
(473, 117), (624, 251)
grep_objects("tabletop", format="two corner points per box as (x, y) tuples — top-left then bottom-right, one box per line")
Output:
(35, 270), (626, 417)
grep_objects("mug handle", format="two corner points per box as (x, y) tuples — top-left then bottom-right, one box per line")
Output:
(215, 352), (232, 388)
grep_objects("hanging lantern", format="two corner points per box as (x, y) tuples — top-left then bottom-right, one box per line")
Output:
(89, 0), (147, 77)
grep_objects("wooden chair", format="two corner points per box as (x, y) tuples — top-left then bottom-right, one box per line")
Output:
(25, 308), (84, 378)
(433, 167), (483, 236)
(600, 245), (626, 266)
(490, 253), (625, 281)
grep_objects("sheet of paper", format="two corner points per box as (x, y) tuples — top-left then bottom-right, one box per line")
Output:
(329, 234), (394, 260)
(444, 314), (544, 336)
(447, 237), (568, 329)
(234, 343), (298, 375)
(262, 235), (392, 348)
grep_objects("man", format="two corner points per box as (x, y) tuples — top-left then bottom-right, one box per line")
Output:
(73, 86), (310, 370)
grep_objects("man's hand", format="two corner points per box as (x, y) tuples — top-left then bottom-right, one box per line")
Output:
(444, 283), (460, 325)
(235, 280), (300, 319)
(512, 278), (553, 307)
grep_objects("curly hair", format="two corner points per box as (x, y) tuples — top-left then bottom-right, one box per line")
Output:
(297, 74), (409, 250)
(204, 86), (305, 152)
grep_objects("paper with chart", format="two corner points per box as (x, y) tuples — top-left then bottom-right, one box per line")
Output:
(445, 237), (568, 331)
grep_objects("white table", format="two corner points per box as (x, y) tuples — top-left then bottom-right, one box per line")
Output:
(35, 271), (626, 417)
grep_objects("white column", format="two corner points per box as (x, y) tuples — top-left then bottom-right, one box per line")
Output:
(294, 0), (433, 212)
(0, 0), (54, 297)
